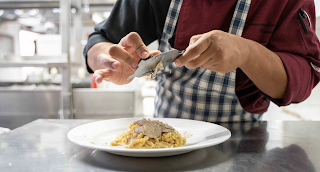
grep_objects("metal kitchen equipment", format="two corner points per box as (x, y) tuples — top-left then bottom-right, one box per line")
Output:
(128, 49), (183, 80)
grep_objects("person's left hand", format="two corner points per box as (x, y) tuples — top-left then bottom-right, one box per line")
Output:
(175, 30), (250, 73)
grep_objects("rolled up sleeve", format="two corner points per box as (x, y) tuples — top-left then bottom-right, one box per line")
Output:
(265, 0), (320, 106)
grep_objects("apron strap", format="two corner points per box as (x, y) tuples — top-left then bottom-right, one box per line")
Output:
(159, 0), (183, 52)
(228, 0), (252, 36)
(160, 0), (251, 52)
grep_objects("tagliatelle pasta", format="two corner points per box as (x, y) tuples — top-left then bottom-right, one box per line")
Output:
(110, 119), (186, 148)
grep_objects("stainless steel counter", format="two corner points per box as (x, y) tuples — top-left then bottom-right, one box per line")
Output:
(0, 119), (319, 172)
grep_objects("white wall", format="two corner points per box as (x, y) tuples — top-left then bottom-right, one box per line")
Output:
(315, 0), (320, 17)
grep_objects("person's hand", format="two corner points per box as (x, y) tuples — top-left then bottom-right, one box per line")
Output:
(91, 32), (160, 85)
(175, 30), (250, 73)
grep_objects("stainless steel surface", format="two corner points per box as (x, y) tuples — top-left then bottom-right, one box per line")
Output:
(0, 90), (60, 129)
(59, 66), (74, 119)
(73, 0), (83, 65)
(73, 89), (135, 119)
(161, 49), (182, 67)
(0, 120), (319, 172)
(59, 0), (73, 119)
(0, 89), (135, 129)
(0, 89), (60, 115)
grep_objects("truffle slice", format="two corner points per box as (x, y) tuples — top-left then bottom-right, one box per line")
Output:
(143, 122), (162, 138)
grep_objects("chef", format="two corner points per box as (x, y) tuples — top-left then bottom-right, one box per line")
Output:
(83, 0), (320, 122)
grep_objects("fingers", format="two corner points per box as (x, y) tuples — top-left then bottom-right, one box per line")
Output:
(175, 34), (211, 67)
(149, 50), (161, 55)
(93, 69), (113, 84)
(120, 32), (149, 59)
(186, 49), (214, 69)
(189, 34), (202, 45)
(97, 53), (120, 71)
(109, 45), (138, 69)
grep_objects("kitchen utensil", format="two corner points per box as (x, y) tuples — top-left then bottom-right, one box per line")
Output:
(127, 49), (183, 80)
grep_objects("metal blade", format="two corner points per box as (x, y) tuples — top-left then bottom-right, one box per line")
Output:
(161, 49), (180, 68)
(127, 49), (182, 80)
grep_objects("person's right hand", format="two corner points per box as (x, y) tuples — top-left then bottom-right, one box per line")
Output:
(88, 32), (160, 85)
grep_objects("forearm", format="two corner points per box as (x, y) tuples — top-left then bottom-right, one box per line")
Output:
(87, 42), (114, 71)
(239, 39), (288, 99)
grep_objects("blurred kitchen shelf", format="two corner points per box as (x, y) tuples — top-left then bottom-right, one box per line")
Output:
(0, 0), (82, 119)
(0, 0), (80, 9)
(0, 77), (91, 88)
(0, 60), (67, 68)
(0, 85), (61, 91)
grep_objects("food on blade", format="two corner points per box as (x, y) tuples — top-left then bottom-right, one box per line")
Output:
(151, 60), (164, 79)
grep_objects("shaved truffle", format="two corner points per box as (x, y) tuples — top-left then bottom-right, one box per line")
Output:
(134, 118), (175, 138)
(135, 126), (144, 134)
(143, 122), (162, 138)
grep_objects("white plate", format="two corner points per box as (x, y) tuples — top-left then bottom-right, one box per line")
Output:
(67, 118), (231, 157)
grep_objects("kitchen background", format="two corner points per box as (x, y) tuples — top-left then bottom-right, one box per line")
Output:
(0, 0), (319, 129)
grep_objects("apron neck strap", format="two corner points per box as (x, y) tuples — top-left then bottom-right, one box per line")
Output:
(159, 0), (183, 52)
(228, 0), (252, 36)
(159, 0), (252, 52)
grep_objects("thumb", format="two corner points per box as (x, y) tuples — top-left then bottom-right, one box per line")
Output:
(120, 32), (149, 59)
